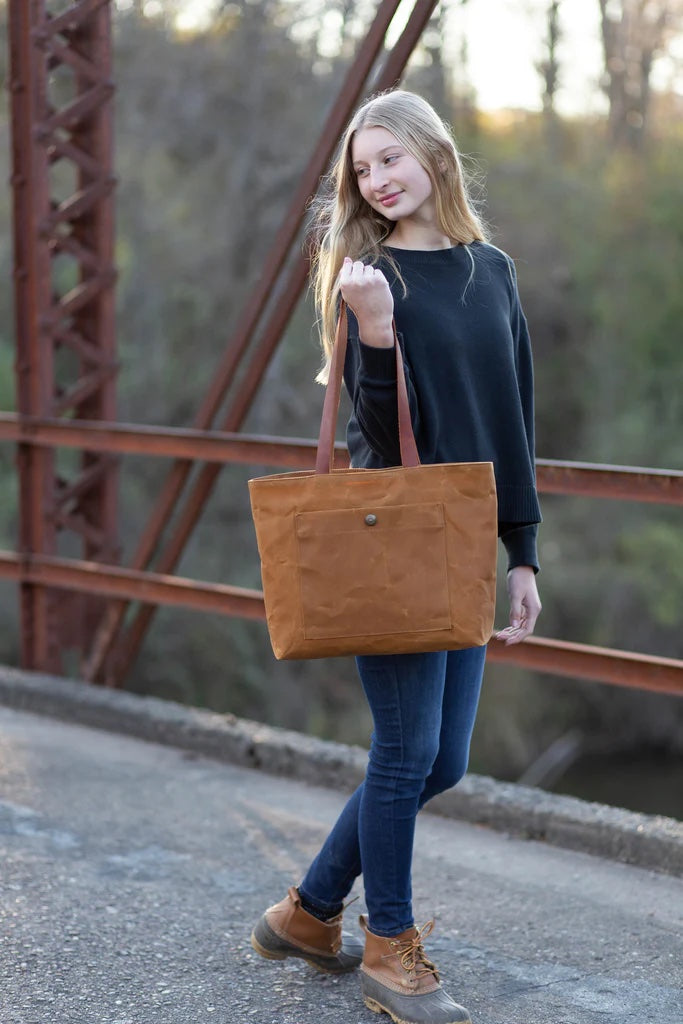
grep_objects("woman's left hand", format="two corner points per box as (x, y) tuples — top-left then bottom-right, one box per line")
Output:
(495, 566), (541, 645)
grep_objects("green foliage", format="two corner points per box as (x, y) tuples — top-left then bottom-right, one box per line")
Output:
(618, 516), (683, 630)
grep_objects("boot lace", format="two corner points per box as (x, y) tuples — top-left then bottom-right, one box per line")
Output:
(391, 920), (440, 981)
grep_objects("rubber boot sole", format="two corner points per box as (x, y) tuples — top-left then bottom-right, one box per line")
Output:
(250, 917), (361, 974)
(360, 974), (473, 1024)
(364, 996), (472, 1024)
(365, 994), (400, 1018)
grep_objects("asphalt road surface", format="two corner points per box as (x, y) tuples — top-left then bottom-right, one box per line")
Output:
(1, 706), (681, 1024)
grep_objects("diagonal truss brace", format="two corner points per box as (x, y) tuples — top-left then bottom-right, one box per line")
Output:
(86, 0), (441, 686)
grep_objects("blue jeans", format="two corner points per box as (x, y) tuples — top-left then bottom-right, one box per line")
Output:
(298, 646), (486, 937)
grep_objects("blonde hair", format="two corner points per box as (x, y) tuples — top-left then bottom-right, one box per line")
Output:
(311, 90), (488, 384)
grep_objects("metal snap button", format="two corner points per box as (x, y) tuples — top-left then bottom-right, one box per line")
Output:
(364, 513), (377, 526)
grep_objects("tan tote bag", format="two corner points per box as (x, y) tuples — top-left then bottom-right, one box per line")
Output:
(248, 305), (498, 660)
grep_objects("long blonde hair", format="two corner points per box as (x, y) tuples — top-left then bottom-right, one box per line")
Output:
(311, 90), (488, 384)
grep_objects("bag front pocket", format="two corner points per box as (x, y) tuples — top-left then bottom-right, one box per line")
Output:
(295, 502), (452, 640)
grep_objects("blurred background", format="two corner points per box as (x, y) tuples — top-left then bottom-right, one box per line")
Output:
(0, 0), (681, 816)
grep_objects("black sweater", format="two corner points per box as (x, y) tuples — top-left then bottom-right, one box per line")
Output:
(343, 241), (542, 572)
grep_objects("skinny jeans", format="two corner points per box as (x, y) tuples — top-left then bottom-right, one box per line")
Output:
(298, 646), (486, 937)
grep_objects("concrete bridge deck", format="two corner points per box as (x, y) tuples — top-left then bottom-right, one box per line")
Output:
(0, 674), (682, 1024)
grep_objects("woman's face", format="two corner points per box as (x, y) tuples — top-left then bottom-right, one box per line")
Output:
(351, 126), (435, 224)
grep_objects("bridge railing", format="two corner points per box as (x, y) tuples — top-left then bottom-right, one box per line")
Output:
(0, 412), (681, 697)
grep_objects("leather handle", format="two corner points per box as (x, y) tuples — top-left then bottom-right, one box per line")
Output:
(315, 302), (421, 475)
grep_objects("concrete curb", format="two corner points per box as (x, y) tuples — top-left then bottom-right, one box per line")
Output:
(1, 665), (681, 877)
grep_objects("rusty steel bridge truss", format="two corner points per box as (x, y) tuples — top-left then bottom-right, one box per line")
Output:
(3, 0), (682, 697)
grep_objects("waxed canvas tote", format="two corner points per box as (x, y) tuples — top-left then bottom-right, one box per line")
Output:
(248, 305), (498, 660)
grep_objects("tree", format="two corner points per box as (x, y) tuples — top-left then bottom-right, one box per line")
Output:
(537, 0), (561, 119)
(598, 0), (682, 150)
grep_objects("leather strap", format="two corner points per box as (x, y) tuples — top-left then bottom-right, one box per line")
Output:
(315, 301), (421, 475)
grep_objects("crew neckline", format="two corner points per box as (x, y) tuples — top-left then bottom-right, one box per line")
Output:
(382, 242), (476, 264)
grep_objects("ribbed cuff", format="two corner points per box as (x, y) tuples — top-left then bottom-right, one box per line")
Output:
(357, 339), (397, 382)
(496, 483), (542, 524)
(500, 523), (539, 573)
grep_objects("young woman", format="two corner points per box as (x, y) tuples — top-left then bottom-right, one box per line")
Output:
(251, 90), (542, 1024)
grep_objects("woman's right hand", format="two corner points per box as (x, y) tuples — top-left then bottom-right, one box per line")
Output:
(339, 257), (394, 349)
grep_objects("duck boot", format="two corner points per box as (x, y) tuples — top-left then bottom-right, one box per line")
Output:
(359, 916), (472, 1024)
(250, 886), (363, 974)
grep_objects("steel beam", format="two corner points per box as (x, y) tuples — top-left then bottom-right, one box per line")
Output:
(0, 551), (265, 620)
(0, 550), (680, 696)
(536, 458), (683, 504)
(10, 0), (59, 670)
(0, 414), (328, 469)
(487, 637), (683, 697)
(8, 0), (118, 671)
(1, 415), (682, 505)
